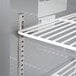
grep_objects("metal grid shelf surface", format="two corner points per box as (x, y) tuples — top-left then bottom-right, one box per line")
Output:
(51, 58), (76, 76)
(18, 13), (76, 76)
(18, 13), (76, 51)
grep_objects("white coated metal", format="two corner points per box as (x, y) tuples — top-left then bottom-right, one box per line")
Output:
(18, 13), (76, 51)
(70, 42), (76, 47)
(45, 23), (76, 39)
(60, 13), (76, 20)
(32, 21), (67, 35)
(18, 13), (25, 76)
(18, 13), (76, 76)
(51, 59), (76, 76)
(61, 36), (76, 44)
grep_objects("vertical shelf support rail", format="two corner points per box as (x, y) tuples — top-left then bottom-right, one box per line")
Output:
(18, 13), (25, 76)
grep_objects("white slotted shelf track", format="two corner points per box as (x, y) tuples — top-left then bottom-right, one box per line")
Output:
(18, 13), (76, 76)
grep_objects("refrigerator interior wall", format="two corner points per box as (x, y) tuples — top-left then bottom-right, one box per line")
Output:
(38, 0), (67, 17)
(0, 0), (10, 76)
(10, 0), (76, 76)
(10, 0), (67, 17)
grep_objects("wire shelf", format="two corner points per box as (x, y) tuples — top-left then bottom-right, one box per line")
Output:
(18, 13), (76, 76)
(51, 58), (76, 76)
(18, 13), (76, 51)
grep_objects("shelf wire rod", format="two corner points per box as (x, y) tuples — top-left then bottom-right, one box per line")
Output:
(59, 13), (76, 20)
(51, 59), (76, 76)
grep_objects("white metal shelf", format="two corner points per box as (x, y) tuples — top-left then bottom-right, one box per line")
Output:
(60, 13), (76, 21)
(18, 13), (76, 51)
(52, 58), (76, 76)
(18, 13), (76, 76)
